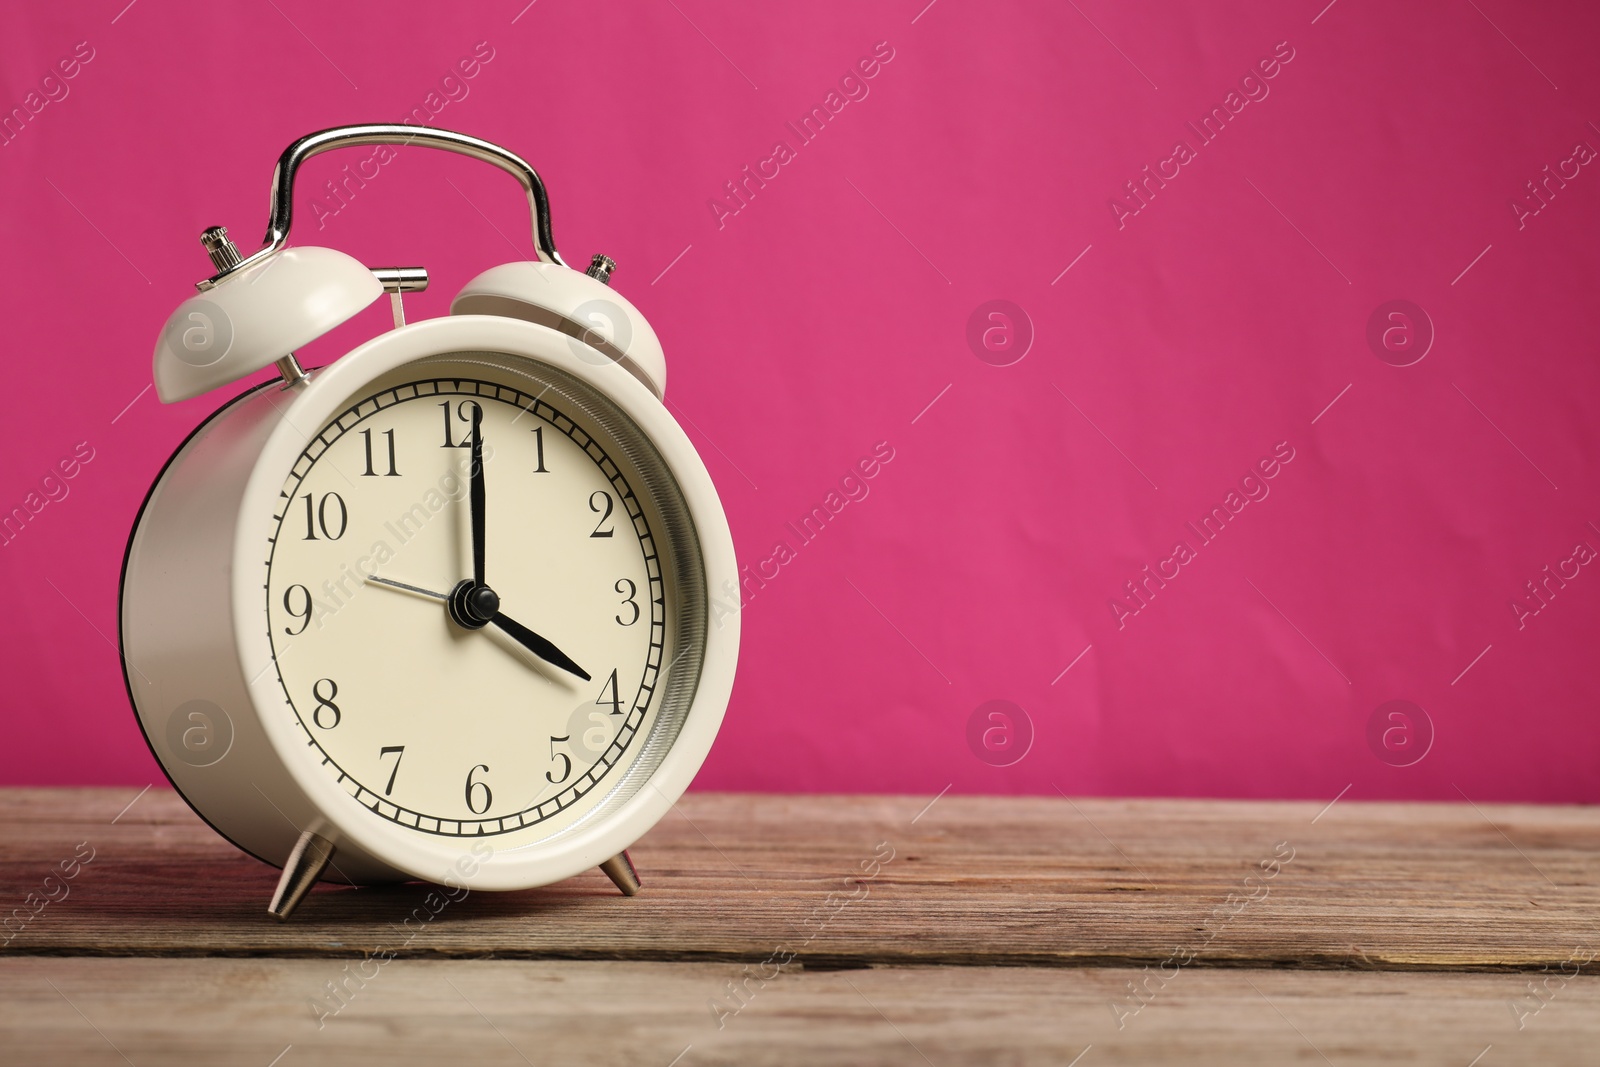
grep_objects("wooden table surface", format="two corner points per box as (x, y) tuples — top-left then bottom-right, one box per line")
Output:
(2, 787), (1597, 1065)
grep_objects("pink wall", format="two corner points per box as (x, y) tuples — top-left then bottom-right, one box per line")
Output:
(3, 0), (1598, 803)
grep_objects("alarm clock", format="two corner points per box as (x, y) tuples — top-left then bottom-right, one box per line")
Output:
(119, 125), (739, 919)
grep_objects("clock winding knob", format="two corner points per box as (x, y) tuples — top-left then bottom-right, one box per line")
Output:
(199, 226), (243, 271)
(585, 254), (616, 286)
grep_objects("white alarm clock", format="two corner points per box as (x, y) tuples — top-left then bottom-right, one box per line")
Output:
(120, 125), (738, 919)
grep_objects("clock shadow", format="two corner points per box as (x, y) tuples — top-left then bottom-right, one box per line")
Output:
(245, 868), (633, 941)
(55, 853), (625, 940)
(64, 839), (629, 948)
(297, 878), (612, 926)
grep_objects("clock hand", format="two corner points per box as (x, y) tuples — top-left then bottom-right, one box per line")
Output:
(488, 610), (592, 682)
(459, 405), (586, 680)
(365, 575), (590, 681)
(469, 402), (487, 588)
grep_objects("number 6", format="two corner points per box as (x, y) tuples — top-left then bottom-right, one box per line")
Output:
(465, 764), (492, 814)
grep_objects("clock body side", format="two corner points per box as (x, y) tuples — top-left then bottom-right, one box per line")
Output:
(120, 380), (408, 884)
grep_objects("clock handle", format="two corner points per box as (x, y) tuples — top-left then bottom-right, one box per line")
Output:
(203, 124), (566, 288)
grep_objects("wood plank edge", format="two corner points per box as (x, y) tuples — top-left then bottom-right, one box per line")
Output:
(0, 944), (1573, 974)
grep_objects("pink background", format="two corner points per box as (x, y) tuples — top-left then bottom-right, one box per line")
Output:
(2, 0), (1598, 804)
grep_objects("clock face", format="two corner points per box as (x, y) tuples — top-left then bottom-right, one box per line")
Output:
(262, 355), (706, 842)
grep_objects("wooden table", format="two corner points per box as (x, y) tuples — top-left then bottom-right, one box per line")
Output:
(2, 788), (1597, 1065)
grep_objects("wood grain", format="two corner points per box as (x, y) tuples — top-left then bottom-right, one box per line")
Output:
(1, 957), (1593, 1066)
(2, 787), (1597, 970)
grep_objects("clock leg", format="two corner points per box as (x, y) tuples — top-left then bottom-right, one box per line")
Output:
(599, 850), (642, 896)
(268, 830), (336, 921)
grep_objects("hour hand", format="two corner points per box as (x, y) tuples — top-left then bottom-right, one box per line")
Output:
(365, 575), (589, 681)
(488, 611), (592, 682)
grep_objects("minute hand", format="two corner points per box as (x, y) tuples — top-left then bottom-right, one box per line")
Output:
(489, 611), (592, 681)
(469, 403), (487, 587)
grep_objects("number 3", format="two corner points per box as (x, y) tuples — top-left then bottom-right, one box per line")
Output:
(615, 579), (639, 626)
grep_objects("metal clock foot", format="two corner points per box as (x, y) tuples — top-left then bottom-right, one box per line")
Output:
(599, 850), (642, 896)
(268, 830), (335, 921)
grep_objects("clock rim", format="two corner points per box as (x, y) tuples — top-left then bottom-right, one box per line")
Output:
(235, 315), (738, 890)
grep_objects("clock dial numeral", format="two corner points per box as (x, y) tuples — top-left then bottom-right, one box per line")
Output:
(596, 669), (623, 716)
(299, 492), (348, 541)
(360, 428), (400, 477)
(439, 400), (482, 448)
(615, 579), (640, 626)
(379, 745), (405, 796)
(311, 678), (341, 729)
(465, 764), (492, 814)
(546, 737), (572, 785)
(282, 584), (313, 635)
(531, 425), (549, 473)
(589, 491), (615, 537)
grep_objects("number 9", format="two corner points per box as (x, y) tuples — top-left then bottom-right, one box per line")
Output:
(282, 584), (313, 635)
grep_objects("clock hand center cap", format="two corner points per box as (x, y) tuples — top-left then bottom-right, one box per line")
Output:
(448, 579), (501, 630)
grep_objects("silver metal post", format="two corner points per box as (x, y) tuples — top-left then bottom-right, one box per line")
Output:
(372, 266), (430, 328)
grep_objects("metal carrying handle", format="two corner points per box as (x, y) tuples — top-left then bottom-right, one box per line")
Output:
(207, 124), (565, 285)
